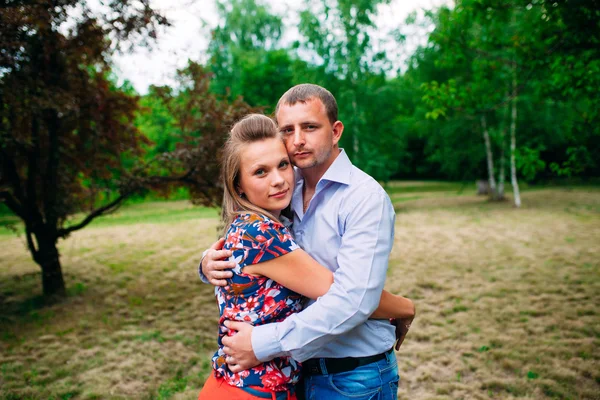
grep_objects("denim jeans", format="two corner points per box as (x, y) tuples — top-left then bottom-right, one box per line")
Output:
(302, 350), (399, 400)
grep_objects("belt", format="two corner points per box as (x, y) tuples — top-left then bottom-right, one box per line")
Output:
(239, 385), (295, 399)
(303, 348), (393, 376)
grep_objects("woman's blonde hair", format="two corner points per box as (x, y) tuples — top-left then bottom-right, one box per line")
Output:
(221, 114), (286, 233)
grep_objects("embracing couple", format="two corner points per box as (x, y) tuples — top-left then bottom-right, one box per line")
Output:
(197, 84), (415, 400)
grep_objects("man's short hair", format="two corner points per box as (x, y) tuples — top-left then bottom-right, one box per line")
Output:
(275, 84), (338, 124)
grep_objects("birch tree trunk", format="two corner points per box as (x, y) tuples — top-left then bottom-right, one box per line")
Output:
(498, 132), (506, 199)
(480, 115), (498, 199)
(510, 63), (521, 207)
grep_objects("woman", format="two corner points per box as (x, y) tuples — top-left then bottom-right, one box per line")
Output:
(198, 114), (415, 400)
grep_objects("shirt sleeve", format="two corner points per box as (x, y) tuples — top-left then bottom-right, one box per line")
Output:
(251, 190), (395, 362)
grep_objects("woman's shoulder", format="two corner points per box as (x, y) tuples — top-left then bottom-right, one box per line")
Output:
(230, 212), (285, 232)
(224, 212), (298, 263)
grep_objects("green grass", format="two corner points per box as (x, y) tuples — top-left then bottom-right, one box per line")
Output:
(0, 184), (599, 399)
(0, 201), (218, 236)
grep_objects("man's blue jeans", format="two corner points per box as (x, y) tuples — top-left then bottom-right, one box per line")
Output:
(302, 350), (399, 400)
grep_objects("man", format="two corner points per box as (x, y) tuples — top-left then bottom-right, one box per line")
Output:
(200, 84), (413, 399)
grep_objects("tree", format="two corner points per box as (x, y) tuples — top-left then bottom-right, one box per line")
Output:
(0, 0), (169, 298)
(297, 0), (402, 180)
(417, 0), (600, 197)
(207, 0), (298, 112)
(0, 2), (255, 299)
(143, 61), (258, 206)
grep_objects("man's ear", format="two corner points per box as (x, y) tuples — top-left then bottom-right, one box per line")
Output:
(332, 120), (344, 146)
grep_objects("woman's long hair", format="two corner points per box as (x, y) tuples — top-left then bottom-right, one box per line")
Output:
(221, 114), (286, 234)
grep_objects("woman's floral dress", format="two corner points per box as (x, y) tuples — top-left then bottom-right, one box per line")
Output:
(212, 212), (303, 392)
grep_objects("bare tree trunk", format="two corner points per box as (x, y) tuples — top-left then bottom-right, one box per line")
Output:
(26, 225), (66, 298)
(510, 63), (521, 208)
(498, 133), (506, 199)
(480, 115), (498, 199)
(40, 242), (66, 298)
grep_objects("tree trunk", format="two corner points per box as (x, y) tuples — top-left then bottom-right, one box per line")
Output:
(480, 115), (498, 199)
(510, 63), (521, 208)
(497, 91), (509, 200)
(30, 229), (66, 298)
(498, 134), (506, 199)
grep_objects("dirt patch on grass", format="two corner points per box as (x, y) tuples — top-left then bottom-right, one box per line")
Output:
(1, 189), (599, 399)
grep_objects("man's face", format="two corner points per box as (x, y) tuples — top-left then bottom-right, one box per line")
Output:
(276, 98), (342, 171)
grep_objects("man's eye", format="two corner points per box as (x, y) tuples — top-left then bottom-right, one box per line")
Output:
(280, 128), (292, 135)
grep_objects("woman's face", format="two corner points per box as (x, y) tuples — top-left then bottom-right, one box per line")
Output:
(237, 137), (294, 217)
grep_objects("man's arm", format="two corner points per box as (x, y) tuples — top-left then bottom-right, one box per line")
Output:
(251, 189), (395, 363)
(198, 238), (235, 286)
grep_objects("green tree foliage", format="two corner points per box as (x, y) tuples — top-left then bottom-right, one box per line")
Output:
(136, 86), (181, 156)
(412, 0), (599, 190)
(142, 61), (258, 205)
(207, 0), (299, 112)
(296, 0), (407, 181)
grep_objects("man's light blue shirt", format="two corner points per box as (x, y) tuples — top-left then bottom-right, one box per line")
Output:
(251, 149), (396, 362)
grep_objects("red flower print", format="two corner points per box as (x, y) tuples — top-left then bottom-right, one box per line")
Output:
(212, 213), (302, 392)
(242, 296), (260, 310)
(260, 367), (289, 391)
(257, 221), (270, 233)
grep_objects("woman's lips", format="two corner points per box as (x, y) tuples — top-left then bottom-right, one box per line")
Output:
(270, 189), (289, 198)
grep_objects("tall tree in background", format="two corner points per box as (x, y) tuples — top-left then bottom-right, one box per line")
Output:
(207, 0), (298, 111)
(297, 0), (404, 180)
(417, 0), (599, 196)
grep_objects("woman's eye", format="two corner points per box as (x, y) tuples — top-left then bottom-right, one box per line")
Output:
(279, 160), (290, 168)
(254, 169), (265, 176)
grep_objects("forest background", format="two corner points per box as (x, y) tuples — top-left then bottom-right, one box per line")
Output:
(0, 0), (599, 399)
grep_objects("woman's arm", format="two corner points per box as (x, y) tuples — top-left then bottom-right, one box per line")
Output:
(370, 291), (415, 319)
(244, 249), (415, 319)
(244, 248), (333, 300)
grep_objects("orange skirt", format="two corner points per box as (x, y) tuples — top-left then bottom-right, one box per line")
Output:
(198, 373), (297, 400)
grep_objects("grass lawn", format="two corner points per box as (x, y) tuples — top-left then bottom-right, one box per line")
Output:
(0, 183), (598, 399)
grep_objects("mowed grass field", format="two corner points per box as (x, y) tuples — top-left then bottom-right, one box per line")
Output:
(0, 183), (599, 400)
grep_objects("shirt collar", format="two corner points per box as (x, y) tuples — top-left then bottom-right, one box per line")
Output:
(320, 148), (352, 185)
(294, 148), (352, 187)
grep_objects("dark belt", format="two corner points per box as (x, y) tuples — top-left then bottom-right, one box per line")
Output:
(303, 348), (393, 376)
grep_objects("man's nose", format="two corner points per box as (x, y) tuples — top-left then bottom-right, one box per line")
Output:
(293, 129), (305, 147)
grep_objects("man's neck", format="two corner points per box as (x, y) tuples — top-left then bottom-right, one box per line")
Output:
(301, 149), (341, 190)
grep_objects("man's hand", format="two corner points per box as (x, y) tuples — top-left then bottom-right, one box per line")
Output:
(222, 320), (260, 373)
(390, 316), (414, 351)
(202, 238), (235, 286)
